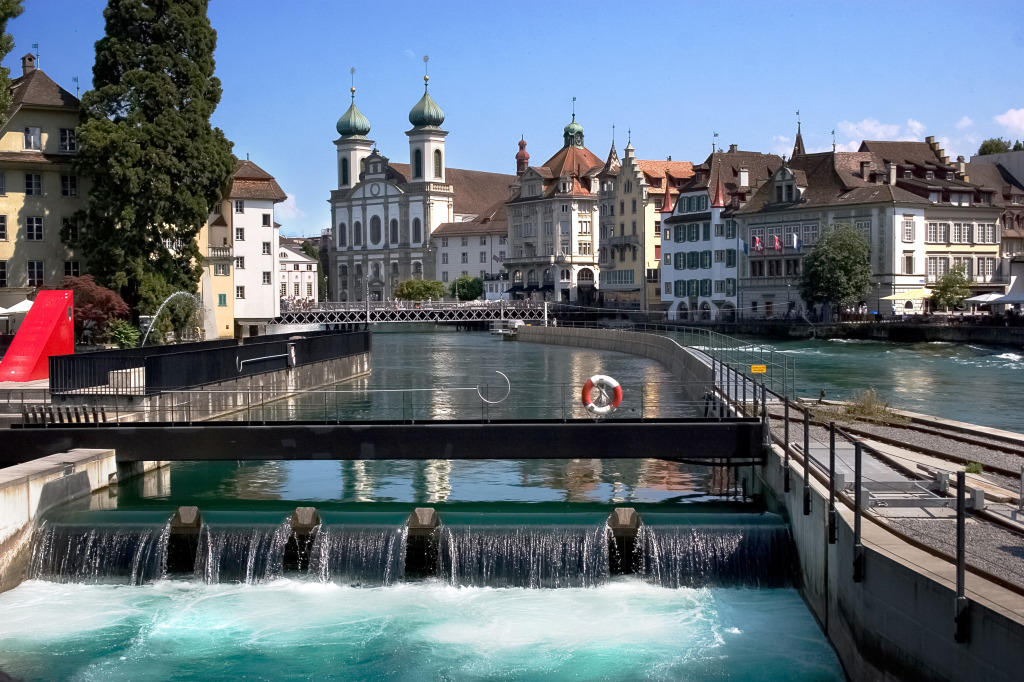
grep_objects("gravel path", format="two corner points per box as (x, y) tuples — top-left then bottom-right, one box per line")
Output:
(881, 517), (1024, 591)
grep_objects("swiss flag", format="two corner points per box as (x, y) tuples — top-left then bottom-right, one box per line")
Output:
(773, 235), (782, 251)
(754, 236), (764, 253)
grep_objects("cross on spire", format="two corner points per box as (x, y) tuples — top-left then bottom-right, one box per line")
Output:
(349, 67), (356, 100)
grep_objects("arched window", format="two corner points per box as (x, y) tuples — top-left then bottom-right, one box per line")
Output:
(354, 221), (362, 246)
(370, 216), (381, 244)
(578, 268), (594, 283)
(391, 262), (399, 275)
(527, 270), (538, 285)
(543, 268), (552, 283)
(338, 222), (347, 247)
(560, 269), (570, 281)
(340, 158), (349, 186)
(434, 149), (442, 178)
(513, 270), (523, 284)
(390, 219), (398, 244)
(412, 218), (422, 243)
(414, 149), (423, 178)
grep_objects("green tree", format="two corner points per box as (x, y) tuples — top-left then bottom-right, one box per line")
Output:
(301, 240), (327, 301)
(0, 0), (24, 127)
(1015, 140), (1024, 152)
(930, 265), (972, 311)
(977, 138), (1012, 155)
(799, 222), (872, 321)
(449, 274), (483, 301)
(68, 0), (236, 321)
(107, 319), (140, 349)
(394, 279), (446, 300)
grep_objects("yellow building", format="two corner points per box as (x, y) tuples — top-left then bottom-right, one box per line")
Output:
(598, 142), (692, 311)
(0, 54), (86, 308)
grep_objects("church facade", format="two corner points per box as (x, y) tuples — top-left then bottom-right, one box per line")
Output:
(325, 76), (513, 301)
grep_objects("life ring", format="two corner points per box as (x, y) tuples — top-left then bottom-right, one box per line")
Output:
(581, 375), (623, 416)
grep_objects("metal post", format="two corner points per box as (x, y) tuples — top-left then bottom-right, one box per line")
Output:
(955, 470), (969, 643)
(853, 441), (864, 582)
(828, 421), (837, 544)
(742, 371), (747, 417)
(803, 406), (811, 515)
(753, 379), (759, 417)
(1019, 465), (1023, 513)
(783, 399), (791, 492)
(762, 384), (769, 448)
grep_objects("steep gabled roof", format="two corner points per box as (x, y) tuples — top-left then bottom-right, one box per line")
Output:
(9, 69), (79, 111)
(539, 143), (605, 179)
(385, 163), (515, 216)
(434, 199), (508, 236)
(230, 159), (287, 202)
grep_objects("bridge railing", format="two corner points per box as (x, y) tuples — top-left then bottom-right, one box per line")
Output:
(302, 300), (546, 312)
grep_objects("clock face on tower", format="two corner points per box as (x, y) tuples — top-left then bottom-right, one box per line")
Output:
(575, 134), (583, 146)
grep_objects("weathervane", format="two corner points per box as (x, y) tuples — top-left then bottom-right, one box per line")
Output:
(72, 76), (79, 99)
(831, 129), (836, 151)
(713, 131), (718, 154)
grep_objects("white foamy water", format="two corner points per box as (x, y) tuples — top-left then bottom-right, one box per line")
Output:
(0, 580), (843, 681)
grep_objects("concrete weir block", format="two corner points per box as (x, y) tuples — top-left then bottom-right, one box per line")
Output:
(407, 507), (440, 535)
(170, 506), (202, 532)
(291, 507), (320, 532)
(608, 507), (640, 532)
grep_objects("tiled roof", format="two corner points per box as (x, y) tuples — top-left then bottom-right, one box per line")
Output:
(279, 243), (317, 263)
(636, 160), (694, 181)
(678, 150), (780, 204)
(539, 144), (605, 178)
(0, 150), (74, 165)
(859, 140), (947, 168)
(229, 159), (287, 201)
(434, 200), (509, 236)
(9, 69), (79, 111)
(965, 162), (1024, 207)
(386, 163), (515, 216)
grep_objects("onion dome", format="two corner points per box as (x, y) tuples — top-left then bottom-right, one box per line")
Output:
(564, 114), (584, 138)
(336, 87), (371, 137)
(408, 75), (445, 127)
(515, 138), (530, 163)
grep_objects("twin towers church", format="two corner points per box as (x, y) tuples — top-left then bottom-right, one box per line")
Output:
(326, 74), (516, 301)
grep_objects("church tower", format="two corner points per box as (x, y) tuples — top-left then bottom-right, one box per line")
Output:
(407, 66), (448, 183)
(335, 81), (373, 190)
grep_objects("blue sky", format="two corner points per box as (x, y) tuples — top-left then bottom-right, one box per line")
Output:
(6, 1), (1024, 238)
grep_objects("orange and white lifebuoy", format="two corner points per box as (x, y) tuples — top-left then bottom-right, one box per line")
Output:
(581, 375), (623, 416)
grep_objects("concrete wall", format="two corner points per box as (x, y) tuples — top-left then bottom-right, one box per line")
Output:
(56, 351), (371, 422)
(0, 448), (166, 593)
(517, 326), (713, 398)
(760, 443), (1024, 681)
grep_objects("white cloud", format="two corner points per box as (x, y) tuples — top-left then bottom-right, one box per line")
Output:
(770, 135), (792, 157)
(275, 194), (306, 221)
(836, 118), (901, 140)
(995, 108), (1024, 137)
(905, 118), (925, 138)
(955, 116), (973, 130)
(403, 49), (416, 59)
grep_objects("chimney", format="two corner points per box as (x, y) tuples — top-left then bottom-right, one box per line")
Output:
(21, 53), (35, 76)
(728, 144), (738, 153)
(860, 161), (871, 180)
(956, 155), (967, 178)
(738, 167), (749, 187)
(887, 162), (896, 185)
(667, 155), (671, 161)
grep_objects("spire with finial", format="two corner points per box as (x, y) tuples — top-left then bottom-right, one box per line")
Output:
(661, 172), (675, 214)
(711, 170), (727, 208)
(336, 67), (371, 137)
(515, 135), (530, 175)
(563, 96), (584, 148)
(409, 55), (445, 127)
(792, 110), (806, 158)
(831, 129), (836, 152)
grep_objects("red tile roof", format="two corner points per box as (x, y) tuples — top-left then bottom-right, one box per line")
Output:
(8, 69), (79, 112)
(229, 159), (287, 201)
(387, 163), (515, 216)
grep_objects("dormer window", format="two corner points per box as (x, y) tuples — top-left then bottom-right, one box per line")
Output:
(946, 171), (955, 180)
(904, 170), (912, 178)
(785, 184), (794, 202)
(651, 178), (662, 188)
(925, 170), (934, 180)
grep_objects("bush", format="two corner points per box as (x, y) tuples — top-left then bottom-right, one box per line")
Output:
(810, 387), (908, 425)
(965, 461), (984, 475)
(107, 319), (140, 349)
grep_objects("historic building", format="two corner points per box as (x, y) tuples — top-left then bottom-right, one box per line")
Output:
(325, 76), (513, 302)
(599, 142), (692, 311)
(736, 134), (1002, 318)
(198, 159), (286, 338)
(505, 117), (604, 303)
(966, 151), (1024, 259)
(0, 54), (86, 308)
(432, 199), (509, 297)
(278, 243), (319, 305)
(660, 146), (779, 320)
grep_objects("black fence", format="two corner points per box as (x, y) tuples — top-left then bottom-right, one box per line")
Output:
(49, 330), (370, 396)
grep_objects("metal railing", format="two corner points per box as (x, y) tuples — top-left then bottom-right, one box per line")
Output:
(49, 330), (370, 396)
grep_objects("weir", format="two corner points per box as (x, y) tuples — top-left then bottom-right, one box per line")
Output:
(23, 504), (793, 590)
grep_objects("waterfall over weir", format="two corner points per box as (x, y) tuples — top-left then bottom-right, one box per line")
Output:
(28, 512), (172, 585)
(26, 509), (792, 589)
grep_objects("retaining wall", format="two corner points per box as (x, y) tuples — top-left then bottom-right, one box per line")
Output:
(56, 352), (371, 422)
(0, 449), (166, 593)
(759, 443), (1024, 681)
(516, 327), (712, 398)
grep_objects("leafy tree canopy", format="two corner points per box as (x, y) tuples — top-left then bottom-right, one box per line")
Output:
(0, 0), (24, 126)
(449, 274), (483, 301)
(394, 279), (446, 301)
(976, 138), (1023, 155)
(799, 222), (872, 318)
(60, 274), (129, 341)
(930, 265), (973, 311)
(69, 0), (235, 320)
(301, 240), (327, 301)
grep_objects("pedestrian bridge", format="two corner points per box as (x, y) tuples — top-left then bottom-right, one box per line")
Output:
(276, 300), (549, 325)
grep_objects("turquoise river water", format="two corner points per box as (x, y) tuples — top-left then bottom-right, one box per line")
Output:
(0, 331), (876, 680)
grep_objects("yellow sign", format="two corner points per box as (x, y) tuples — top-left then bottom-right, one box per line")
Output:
(751, 365), (767, 374)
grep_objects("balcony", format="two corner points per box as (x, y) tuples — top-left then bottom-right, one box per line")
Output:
(208, 245), (233, 260)
(502, 254), (597, 267)
(606, 234), (640, 247)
